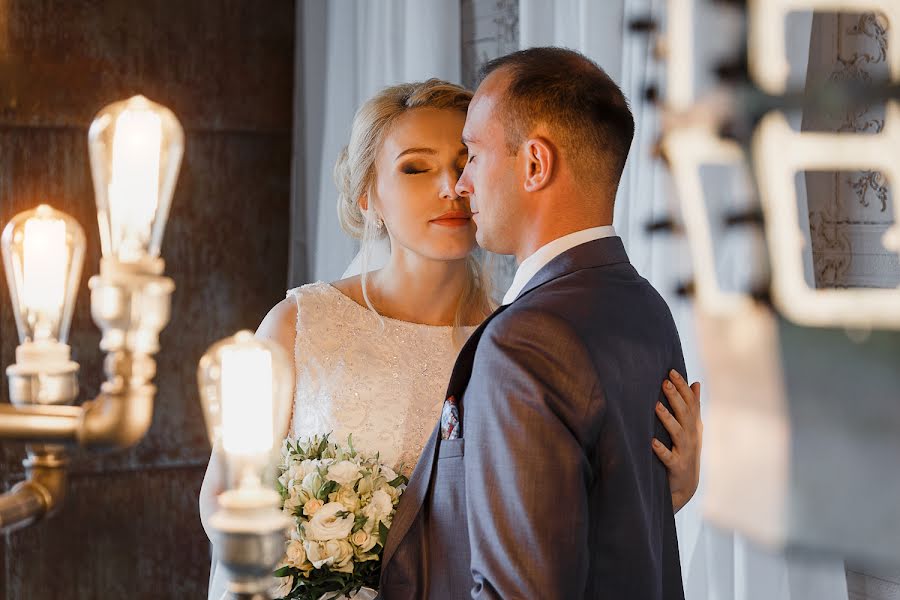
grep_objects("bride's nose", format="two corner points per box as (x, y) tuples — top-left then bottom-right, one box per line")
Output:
(439, 171), (459, 201)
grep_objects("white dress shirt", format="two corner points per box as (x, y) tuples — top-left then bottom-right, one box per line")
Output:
(501, 225), (618, 305)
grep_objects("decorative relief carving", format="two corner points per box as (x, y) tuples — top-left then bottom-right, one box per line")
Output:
(809, 207), (853, 287)
(847, 169), (889, 211)
(809, 12), (895, 288)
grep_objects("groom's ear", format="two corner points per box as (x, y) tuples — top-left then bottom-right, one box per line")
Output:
(522, 137), (555, 192)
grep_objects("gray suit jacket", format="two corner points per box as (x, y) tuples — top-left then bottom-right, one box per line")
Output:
(378, 237), (685, 599)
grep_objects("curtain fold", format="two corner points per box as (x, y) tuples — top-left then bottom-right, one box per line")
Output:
(292, 0), (461, 285)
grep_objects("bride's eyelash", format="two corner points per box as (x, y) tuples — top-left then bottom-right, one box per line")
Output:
(401, 165), (427, 174)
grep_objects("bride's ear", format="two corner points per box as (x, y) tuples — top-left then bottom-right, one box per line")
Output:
(523, 137), (555, 192)
(358, 193), (369, 212)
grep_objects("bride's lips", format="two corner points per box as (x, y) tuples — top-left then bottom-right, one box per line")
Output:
(430, 210), (473, 227)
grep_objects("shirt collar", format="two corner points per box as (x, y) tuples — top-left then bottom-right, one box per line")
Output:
(501, 225), (617, 305)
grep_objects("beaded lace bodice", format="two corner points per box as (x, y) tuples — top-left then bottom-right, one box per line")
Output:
(286, 282), (473, 476)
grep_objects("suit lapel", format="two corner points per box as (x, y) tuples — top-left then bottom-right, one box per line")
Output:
(381, 236), (630, 572)
(381, 303), (510, 570)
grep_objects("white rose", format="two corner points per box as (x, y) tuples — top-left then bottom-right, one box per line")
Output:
(327, 460), (361, 486)
(304, 541), (331, 569)
(285, 539), (307, 568)
(289, 459), (319, 483)
(304, 502), (355, 541)
(305, 539), (354, 572)
(303, 498), (324, 517)
(350, 529), (378, 553)
(364, 489), (393, 523)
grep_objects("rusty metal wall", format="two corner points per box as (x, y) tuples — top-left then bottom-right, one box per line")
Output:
(0, 1), (294, 597)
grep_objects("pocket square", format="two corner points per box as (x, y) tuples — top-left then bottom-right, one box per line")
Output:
(440, 395), (461, 440)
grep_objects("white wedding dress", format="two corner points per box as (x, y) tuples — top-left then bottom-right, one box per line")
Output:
(208, 281), (474, 600)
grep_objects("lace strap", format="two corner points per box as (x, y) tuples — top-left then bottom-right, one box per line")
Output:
(283, 289), (303, 440)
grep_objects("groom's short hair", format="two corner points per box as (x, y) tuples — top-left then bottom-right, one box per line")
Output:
(478, 47), (635, 195)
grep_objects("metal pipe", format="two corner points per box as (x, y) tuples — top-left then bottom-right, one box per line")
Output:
(0, 405), (82, 443)
(0, 481), (48, 532)
(78, 386), (155, 450)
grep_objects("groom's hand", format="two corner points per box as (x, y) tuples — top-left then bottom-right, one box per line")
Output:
(652, 370), (702, 514)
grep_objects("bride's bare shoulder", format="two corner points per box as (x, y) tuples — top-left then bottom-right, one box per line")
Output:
(256, 296), (299, 348)
(329, 276), (364, 305)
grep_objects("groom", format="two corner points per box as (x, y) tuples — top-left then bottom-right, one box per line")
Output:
(379, 48), (688, 599)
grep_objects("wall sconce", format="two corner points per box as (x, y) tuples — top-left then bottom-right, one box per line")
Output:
(198, 331), (293, 599)
(0, 95), (183, 532)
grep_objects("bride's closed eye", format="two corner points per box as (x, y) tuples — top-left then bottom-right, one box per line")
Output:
(401, 163), (428, 175)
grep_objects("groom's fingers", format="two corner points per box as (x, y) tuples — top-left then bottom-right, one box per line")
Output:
(656, 401), (685, 446)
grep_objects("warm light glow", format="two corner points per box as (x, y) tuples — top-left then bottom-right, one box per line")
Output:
(220, 345), (274, 457)
(108, 108), (162, 262)
(2, 204), (85, 344)
(23, 216), (68, 333)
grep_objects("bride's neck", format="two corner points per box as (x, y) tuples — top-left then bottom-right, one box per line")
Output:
(366, 254), (471, 327)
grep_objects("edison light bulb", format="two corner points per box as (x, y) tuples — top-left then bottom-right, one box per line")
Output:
(1, 204), (86, 344)
(88, 95), (184, 264)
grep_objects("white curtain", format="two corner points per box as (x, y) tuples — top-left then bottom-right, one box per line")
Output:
(291, 0), (461, 285)
(518, 0), (848, 598)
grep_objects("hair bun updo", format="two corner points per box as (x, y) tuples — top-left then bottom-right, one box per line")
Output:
(334, 145), (365, 239)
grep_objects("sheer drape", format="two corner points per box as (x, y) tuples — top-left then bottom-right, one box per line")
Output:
(291, 0), (461, 286)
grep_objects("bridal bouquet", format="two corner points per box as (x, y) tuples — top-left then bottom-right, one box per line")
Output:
(272, 433), (408, 600)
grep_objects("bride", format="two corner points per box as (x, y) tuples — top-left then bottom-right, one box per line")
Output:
(200, 78), (702, 599)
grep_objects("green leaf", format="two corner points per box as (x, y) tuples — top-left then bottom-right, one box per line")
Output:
(387, 475), (408, 488)
(352, 514), (368, 532)
(378, 521), (390, 544)
(273, 565), (294, 578)
(317, 479), (339, 500)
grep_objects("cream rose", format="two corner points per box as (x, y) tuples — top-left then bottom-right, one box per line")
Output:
(303, 498), (324, 517)
(350, 529), (378, 553)
(331, 487), (361, 512)
(285, 539), (307, 568)
(304, 502), (355, 541)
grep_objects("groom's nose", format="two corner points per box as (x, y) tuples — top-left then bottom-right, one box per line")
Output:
(455, 168), (473, 198)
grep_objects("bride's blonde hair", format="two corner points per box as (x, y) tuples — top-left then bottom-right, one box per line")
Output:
(334, 79), (494, 334)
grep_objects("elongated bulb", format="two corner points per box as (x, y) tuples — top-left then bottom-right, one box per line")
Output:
(23, 215), (68, 340)
(220, 345), (274, 457)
